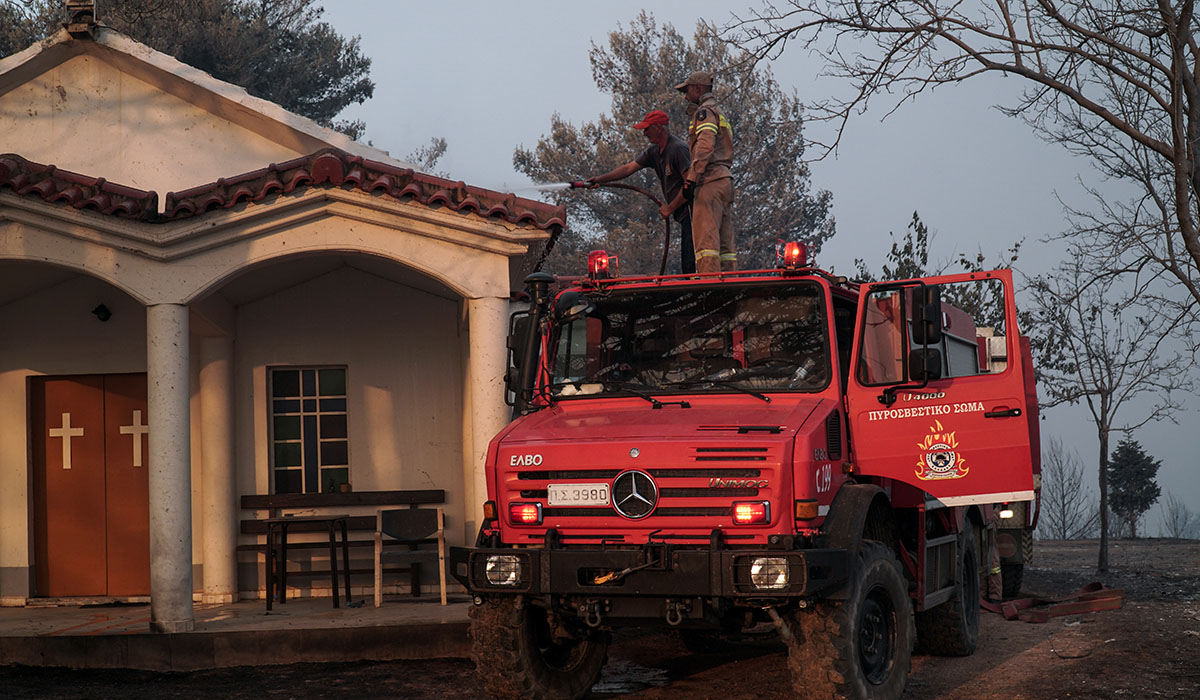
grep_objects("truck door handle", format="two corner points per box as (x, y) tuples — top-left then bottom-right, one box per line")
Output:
(984, 408), (1021, 418)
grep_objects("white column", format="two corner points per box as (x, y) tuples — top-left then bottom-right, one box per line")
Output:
(147, 303), (194, 633)
(199, 336), (237, 604)
(464, 296), (510, 537)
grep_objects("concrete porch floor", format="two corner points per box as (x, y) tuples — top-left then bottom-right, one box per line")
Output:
(0, 594), (472, 671)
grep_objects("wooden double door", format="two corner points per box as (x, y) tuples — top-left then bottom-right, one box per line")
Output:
(31, 374), (151, 597)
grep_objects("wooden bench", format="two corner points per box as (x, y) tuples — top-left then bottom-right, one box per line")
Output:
(239, 490), (445, 604)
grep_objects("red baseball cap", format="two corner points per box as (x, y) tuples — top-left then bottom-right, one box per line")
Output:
(632, 110), (669, 130)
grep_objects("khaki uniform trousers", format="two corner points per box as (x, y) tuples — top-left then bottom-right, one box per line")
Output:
(985, 521), (1003, 600)
(692, 176), (735, 274)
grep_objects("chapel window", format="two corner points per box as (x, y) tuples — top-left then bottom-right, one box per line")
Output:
(269, 367), (349, 494)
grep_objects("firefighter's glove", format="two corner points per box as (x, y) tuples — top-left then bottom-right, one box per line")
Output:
(682, 180), (696, 201)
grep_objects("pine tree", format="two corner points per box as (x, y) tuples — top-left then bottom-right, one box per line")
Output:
(0, 0), (373, 138)
(514, 11), (833, 275)
(1106, 438), (1162, 539)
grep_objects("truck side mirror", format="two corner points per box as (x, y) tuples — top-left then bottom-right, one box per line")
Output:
(507, 314), (531, 371)
(909, 347), (943, 382)
(555, 292), (594, 323)
(503, 313), (532, 402)
(910, 284), (943, 345)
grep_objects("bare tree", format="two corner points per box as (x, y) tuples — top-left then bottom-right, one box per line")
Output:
(1027, 252), (1193, 570)
(1037, 436), (1098, 540)
(721, 0), (1200, 322)
(1160, 491), (1199, 539)
(406, 137), (449, 178)
(1106, 509), (1134, 539)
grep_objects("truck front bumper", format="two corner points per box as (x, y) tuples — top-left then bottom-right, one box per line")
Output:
(449, 544), (848, 599)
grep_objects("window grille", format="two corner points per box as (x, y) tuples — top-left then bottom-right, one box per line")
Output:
(269, 367), (349, 494)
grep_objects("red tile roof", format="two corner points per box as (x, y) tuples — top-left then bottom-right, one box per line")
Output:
(0, 149), (565, 231)
(0, 153), (158, 219)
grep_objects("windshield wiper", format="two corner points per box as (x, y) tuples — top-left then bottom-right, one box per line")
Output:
(603, 381), (691, 409)
(665, 379), (771, 403)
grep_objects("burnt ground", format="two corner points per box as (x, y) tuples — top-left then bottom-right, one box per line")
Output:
(2, 538), (1198, 699)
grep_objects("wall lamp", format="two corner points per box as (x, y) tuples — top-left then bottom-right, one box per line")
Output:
(91, 304), (112, 322)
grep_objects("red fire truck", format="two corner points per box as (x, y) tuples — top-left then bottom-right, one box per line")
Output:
(451, 245), (1040, 700)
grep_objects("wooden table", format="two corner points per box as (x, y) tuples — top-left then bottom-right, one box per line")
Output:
(263, 514), (352, 611)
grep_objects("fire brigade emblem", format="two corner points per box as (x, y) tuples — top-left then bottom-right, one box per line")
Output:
(915, 420), (968, 480)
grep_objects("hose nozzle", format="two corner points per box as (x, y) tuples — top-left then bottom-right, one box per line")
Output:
(569, 181), (589, 189)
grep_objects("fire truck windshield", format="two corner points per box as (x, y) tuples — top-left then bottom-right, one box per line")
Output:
(549, 282), (831, 397)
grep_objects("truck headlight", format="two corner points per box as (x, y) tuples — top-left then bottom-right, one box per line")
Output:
(750, 557), (789, 590)
(485, 555), (522, 586)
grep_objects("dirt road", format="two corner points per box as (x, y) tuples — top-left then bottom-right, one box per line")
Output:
(3, 539), (1198, 699)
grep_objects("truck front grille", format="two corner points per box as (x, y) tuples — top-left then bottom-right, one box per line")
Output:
(502, 443), (784, 531)
(519, 467), (762, 480)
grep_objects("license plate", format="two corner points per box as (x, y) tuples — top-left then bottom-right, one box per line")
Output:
(547, 483), (611, 507)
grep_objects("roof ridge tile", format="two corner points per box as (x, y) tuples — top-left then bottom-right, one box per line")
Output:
(1, 150), (563, 232)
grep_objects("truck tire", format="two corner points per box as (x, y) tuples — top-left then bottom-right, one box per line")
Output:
(787, 541), (913, 700)
(914, 518), (979, 656)
(468, 597), (609, 700)
(1001, 562), (1023, 599)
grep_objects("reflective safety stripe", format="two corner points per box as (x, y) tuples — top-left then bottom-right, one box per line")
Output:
(718, 115), (732, 132)
(695, 249), (720, 260)
(720, 253), (737, 261)
(989, 566), (1002, 574)
(695, 123), (719, 133)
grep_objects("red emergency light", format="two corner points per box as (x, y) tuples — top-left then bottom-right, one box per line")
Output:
(508, 502), (543, 526)
(588, 250), (618, 279)
(780, 241), (808, 269)
(732, 501), (771, 525)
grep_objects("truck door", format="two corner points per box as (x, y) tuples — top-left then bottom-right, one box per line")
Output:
(845, 270), (1035, 505)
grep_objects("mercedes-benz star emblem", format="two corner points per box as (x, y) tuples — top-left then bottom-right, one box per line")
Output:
(629, 448), (640, 458)
(612, 469), (657, 519)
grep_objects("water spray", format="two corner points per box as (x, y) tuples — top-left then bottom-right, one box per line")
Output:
(519, 182), (574, 192)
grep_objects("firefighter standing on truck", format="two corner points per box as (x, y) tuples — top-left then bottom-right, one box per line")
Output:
(673, 70), (735, 273)
(586, 110), (696, 274)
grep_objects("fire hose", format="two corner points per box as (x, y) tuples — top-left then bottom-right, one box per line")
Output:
(982, 582), (1125, 622)
(566, 181), (673, 276)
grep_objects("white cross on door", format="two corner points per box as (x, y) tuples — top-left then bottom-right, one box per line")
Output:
(48, 412), (84, 469)
(119, 409), (150, 467)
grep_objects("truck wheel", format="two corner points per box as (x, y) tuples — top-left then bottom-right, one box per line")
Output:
(468, 597), (609, 700)
(1001, 562), (1023, 599)
(914, 518), (980, 656)
(788, 541), (913, 700)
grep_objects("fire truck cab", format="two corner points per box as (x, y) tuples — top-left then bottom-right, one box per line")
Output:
(452, 246), (1039, 700)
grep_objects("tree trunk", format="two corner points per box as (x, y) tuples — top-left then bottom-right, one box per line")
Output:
(1097, 429), (1109, 572)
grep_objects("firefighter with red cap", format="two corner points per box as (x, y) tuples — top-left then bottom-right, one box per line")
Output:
(672, 69), (735, 273)
(587, 109), (695, 273)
